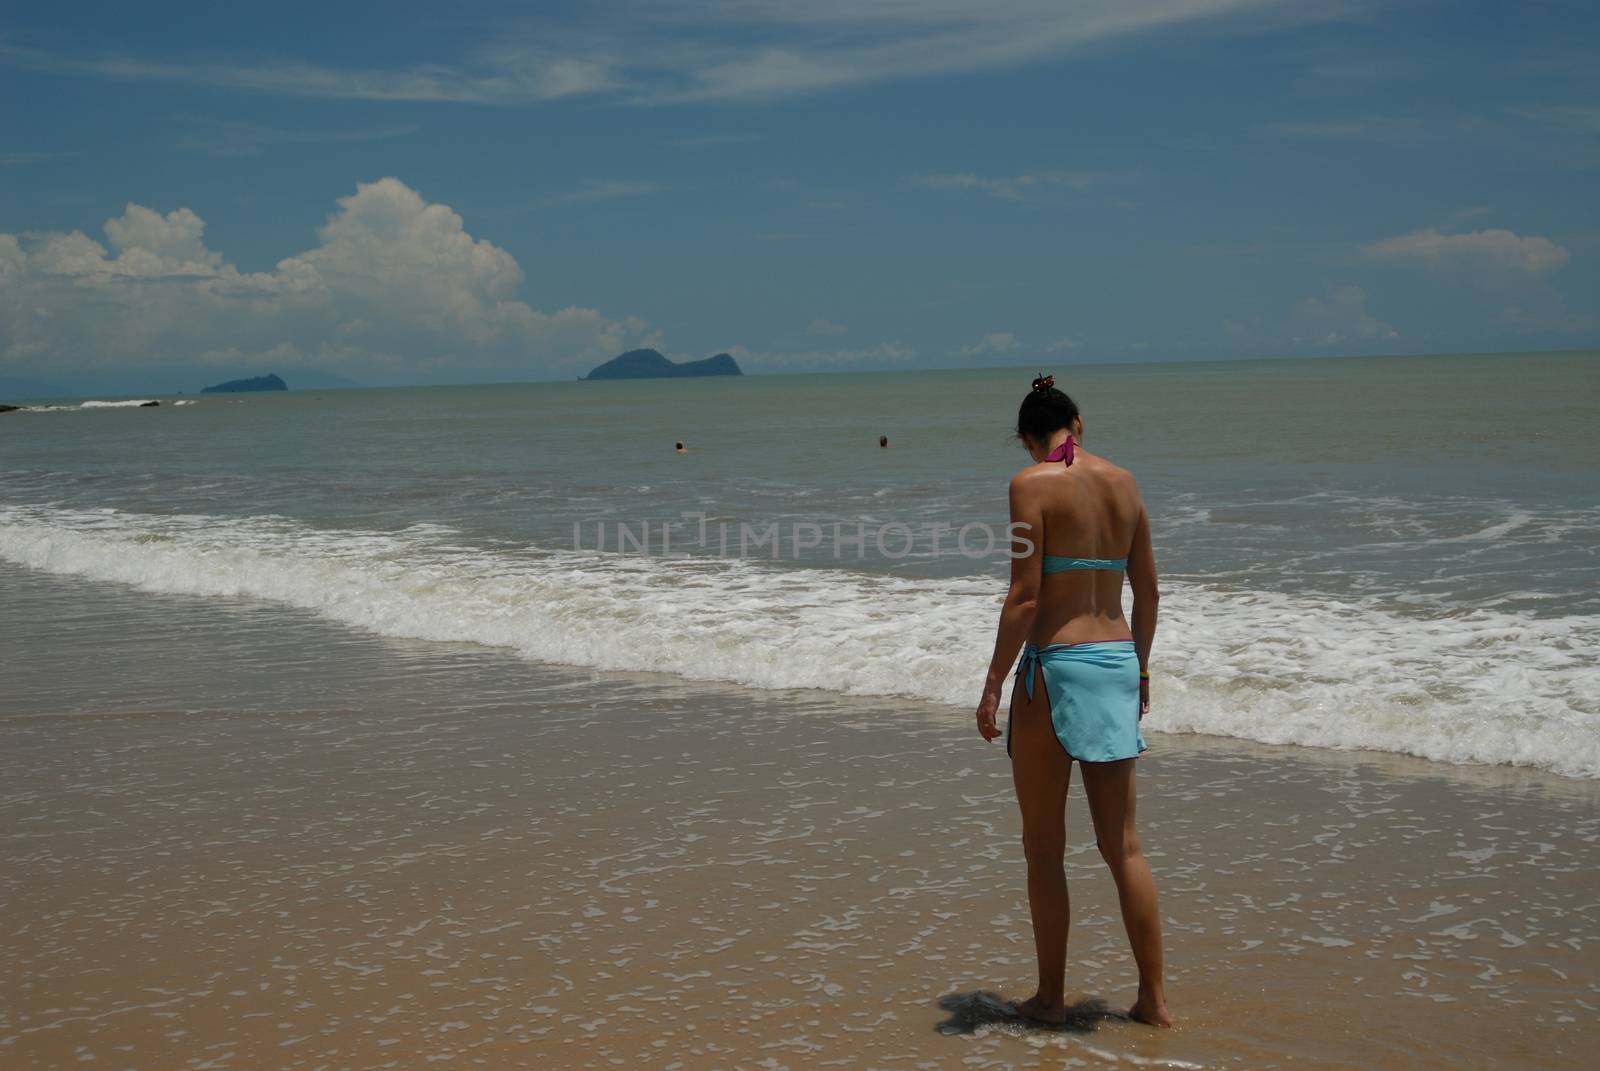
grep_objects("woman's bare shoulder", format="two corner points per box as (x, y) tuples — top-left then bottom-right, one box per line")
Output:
(1085, 452), (1137, 484)
(1010, 461), (1051, 487)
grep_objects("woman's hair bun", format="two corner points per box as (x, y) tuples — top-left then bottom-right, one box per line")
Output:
(1018, 371), (1078, 442)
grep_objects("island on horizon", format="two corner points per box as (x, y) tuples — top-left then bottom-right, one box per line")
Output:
(584, 349), (742, 381)
(201, 373), (288, 394)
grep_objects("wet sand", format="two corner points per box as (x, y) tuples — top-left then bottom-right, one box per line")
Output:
(3, 563), (1598, 1069)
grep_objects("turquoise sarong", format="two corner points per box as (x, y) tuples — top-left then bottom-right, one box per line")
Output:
(1005, 640), (1147, 763)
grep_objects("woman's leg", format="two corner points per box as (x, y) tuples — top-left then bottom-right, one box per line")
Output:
(1009, 667), (1073, 1023)
(1079, 759), (1172, 1026)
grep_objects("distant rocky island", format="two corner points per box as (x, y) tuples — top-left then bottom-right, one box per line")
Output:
(201, 373), (288, 394)
(584, 349), (742, 381)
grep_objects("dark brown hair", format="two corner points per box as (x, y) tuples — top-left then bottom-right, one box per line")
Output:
(1016, 372), (1079, 442)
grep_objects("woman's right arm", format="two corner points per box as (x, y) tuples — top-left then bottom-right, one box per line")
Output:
(1126, 496), (1160, 717)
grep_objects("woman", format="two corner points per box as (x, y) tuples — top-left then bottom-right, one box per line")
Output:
(974, 374), (1171, 1028)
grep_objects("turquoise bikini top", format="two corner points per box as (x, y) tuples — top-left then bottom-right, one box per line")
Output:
(1042, 555), (1127, 574)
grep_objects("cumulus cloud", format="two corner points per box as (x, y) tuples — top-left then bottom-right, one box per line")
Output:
(1290, 286), (1396, 345)
(0, 178), (643, 378)
(1363, 228), (1570, 275)
(963, 331), (1022, 355)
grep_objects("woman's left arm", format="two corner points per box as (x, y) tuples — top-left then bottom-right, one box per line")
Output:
(975, 472), (1044, 742)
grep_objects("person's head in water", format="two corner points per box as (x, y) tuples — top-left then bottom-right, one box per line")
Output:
(674, 441), (686, 453)
(1016, 372), (1082, 462)
(879, 435), (888, 448)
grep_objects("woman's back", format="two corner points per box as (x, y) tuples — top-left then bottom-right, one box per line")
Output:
(973, 372), (1170, 1029)
(1023, 449), (1147, 646)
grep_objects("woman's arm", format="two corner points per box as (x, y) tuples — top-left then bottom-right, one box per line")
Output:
(1125, 496), (1160, 717)
(976, 472), (1044, 742)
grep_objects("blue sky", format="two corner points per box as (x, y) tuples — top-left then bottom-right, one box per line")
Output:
(2, 0), (1596, 387)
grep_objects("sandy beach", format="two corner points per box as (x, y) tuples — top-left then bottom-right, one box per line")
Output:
(8, 0), (1599, 1061)
(3, 563), (1596, 1070)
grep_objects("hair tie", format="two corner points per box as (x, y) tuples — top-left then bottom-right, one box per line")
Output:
(1032, 373), (1055, 394)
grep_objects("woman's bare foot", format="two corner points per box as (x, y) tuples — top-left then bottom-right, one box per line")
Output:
(1127, 993), (1172, 1028)
(1015, 993), (1069, 1026)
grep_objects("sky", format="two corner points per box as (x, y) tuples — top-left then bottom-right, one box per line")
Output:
(1, 0), (1597, 389)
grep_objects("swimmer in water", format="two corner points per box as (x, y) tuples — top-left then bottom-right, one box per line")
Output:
(879, 435), (889, 448)
(675, 441), (686, 453)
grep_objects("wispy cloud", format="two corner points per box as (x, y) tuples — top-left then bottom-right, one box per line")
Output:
(2, 2), (1317, 106)
(959, 331), (1077, 357)
(0, 42), (612, 105)
(911, 169), (1098, 202)
(537, 180), (668, 207)
(1256, 118), (1425, 143)
(1363, 228), (1570, 275)
(174, 117), (417, 158)
(807, 318), (848, 336)
(636, 1), (1315, 104)
(0, 151), (77, 167)
(1503, 105), (1600, 133)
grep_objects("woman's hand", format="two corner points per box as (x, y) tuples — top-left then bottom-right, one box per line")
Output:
(1139, 678), (1150, 719)
(976, 685), (1004, 742)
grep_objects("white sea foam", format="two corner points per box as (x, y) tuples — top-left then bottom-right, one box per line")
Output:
(13, 399), (162, 411)
(1, 504), (1595, 778)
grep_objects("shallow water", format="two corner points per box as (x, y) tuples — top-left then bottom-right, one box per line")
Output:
(3, 565), (1597, 1070)
(3, 351), (1598, 777)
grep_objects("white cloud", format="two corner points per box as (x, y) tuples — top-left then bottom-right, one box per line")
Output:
(963, 331), (1021, 355)
(1363, 228), (1570, 275)
(0, 43), (611, 105)
(1290, 286), (1396, 345)
(3, 2), (1313, 105)
(0, 178), (642, 377)
(807, 318), (848, 336)
(960, 331), (1078, 357)
(912, 170), (1097, 202)
(642, 1), (1312, 104)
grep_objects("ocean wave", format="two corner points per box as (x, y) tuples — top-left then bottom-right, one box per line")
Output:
(1, 504), (1595, 779)
(13, 399), (163, 411)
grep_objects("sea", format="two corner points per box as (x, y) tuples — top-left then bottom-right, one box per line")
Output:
(3, 350), (1597, 778)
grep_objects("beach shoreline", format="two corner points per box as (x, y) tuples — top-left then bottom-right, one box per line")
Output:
(3, 564), (1597, 1069)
